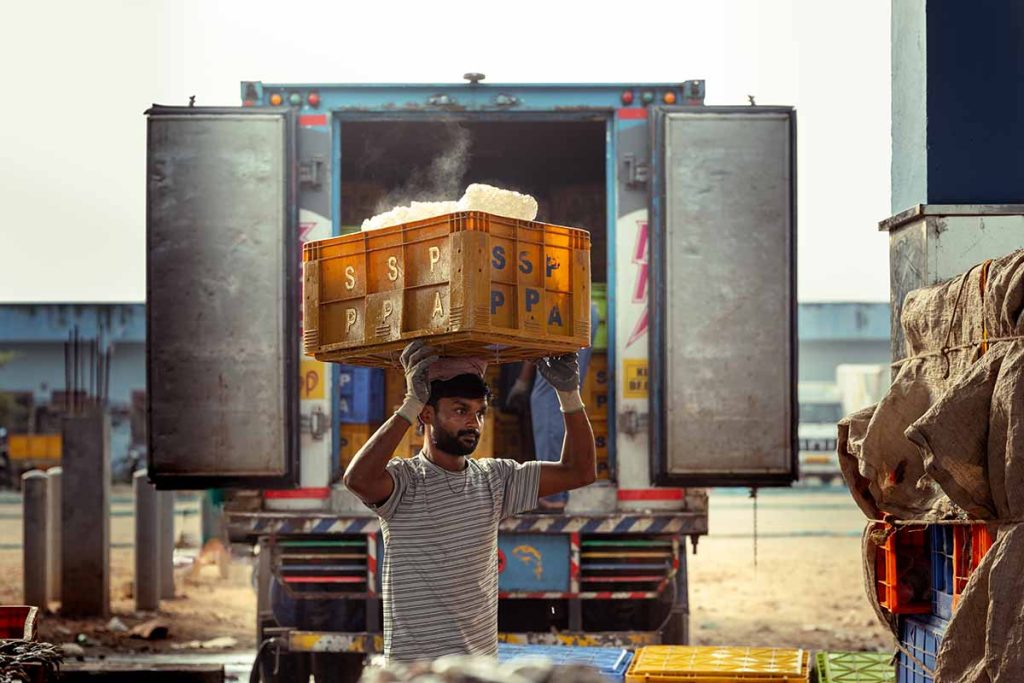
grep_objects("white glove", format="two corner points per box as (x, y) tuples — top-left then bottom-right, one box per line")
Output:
(536, 353), (585, 414)
(395, 341), (438, 424)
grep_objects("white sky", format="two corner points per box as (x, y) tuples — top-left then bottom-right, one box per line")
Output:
(0, 0), (891, 303)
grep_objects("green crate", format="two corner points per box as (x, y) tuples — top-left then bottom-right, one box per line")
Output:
(816, 652), (894, 683)
(592, 283), (608, 350)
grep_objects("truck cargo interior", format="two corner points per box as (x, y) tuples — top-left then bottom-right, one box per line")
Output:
(340, 119), (613, 480)
(339, 119), (608, 283)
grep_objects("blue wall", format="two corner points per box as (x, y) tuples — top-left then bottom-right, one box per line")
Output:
(892, 0), (1024, 211)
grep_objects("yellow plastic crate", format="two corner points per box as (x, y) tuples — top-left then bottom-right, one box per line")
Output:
(626, 646), (809, 683)
(7, 434), (62, 461)
(303, 212), (591, 368)
(339, 423), (378, 469)
(582, 351), (609, 419)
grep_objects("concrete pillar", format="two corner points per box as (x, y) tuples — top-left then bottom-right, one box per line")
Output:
(46, 467), (62, 603)
(159, 491), (175, 599)
(22, 471), (48, 609)
(61, 411), (110, 617)
(891, 0), (1024, 212)
(134, 469), (160, 611)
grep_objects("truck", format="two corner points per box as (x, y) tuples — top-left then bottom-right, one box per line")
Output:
(796, 382), (842, 485)
(145, 75), (797, 682)
(797, 366), (889, 485)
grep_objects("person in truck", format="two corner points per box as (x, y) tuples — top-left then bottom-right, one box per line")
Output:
(341, 341), (597, 663)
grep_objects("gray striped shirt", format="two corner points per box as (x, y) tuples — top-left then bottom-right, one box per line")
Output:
(371, 453), (541, 663)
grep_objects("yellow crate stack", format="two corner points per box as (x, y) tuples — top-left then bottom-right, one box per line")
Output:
(338, 423), (377, 470)
(583, 351), (610, 478)
(626, 646), (810, 683)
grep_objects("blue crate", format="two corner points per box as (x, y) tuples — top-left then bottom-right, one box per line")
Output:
(337, 366), (385, 423)
(498, 644), (633, 682)
(897, 615), (948, 683)
(929, 525), (954, 620)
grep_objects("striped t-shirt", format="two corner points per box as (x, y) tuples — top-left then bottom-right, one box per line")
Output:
(371, 453), (542, 663)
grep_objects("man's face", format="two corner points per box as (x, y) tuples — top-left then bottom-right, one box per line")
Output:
(422, 396), (487, 457)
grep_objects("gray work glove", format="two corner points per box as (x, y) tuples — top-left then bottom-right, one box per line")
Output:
(395, 341), (438, 424)
(536, 352), (585, 413)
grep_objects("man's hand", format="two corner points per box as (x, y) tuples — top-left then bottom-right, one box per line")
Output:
(395, 341), (438, 424)
(535, 353), (581, 391)
(536, 352), (584, 413)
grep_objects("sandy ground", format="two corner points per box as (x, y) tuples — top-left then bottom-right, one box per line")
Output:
(0, 484), (892, 659)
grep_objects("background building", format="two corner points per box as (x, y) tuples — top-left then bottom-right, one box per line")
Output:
(0, 301), (890, 484)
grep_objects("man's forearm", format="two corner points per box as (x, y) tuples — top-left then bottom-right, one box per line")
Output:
(561, 410), (597, 484)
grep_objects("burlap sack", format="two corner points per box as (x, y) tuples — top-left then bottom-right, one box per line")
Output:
(838, 250), (1024, 682)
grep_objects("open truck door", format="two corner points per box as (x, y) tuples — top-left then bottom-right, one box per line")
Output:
(146, 106), (300, 489)
(649, 107), (797, 487)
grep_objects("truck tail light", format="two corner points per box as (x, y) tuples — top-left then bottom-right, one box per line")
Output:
(308, 92), (320, 107)
(663, 92), (677, 105)
(269, 93), (283, 106)
(621, 90), (634, 105)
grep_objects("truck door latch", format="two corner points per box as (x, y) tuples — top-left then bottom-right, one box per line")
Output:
(618, 408), (649, 436)
(299, 156), (325, 189)
(623, 155), (649, 188)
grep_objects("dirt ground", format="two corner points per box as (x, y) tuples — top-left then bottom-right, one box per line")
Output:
(0, 485), (892, 658)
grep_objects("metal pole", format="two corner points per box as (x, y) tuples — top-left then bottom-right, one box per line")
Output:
(134, 469), (160, 611)
(46, 467), (62, 603)
(22, 470), (48, 609)
(158, 491), (175, 599)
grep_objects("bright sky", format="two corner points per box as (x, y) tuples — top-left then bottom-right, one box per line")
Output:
(0, 0), (891, 303)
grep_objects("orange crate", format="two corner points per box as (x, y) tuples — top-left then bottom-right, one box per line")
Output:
(8, 434), (62, 461)
(303, 212), (591, 368)
(952, 523), (995, 608)
(873, 523), (931, 614)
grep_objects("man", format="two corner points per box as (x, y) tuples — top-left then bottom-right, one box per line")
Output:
(342, 341), (596, 663)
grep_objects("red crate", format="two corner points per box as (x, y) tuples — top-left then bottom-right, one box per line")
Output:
(0, 605), (38, 640)
(873, 523), (932, 614)
(953, 524), (995, 608)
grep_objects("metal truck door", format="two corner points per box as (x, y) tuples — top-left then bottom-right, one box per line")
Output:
(146, 106), (299, 489)
(649, 107), (796, 486)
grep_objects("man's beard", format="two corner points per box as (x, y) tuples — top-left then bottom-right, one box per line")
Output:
(430, 423), (480, 457)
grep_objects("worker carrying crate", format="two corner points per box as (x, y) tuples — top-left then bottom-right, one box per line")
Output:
(337, 341), (598, 663)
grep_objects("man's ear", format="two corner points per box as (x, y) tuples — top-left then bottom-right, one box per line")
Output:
(418, 404), (434, 428)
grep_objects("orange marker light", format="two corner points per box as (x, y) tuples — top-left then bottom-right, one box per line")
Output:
(664, 92), (678, 104)
(269, 93), (283, 106)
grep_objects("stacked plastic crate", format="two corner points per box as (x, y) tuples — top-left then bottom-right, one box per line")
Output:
(814, 652), (893, 683)
(625, 646), (810, 683)
(337, 365), (385, 469)
(498, 644), (632, 683)
(583, 351), (610, 479)
(871, 522), (995, 683)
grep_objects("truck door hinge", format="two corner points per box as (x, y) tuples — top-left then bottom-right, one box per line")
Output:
(299, 156), (325, 190)
(623, 155), (649, 188)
